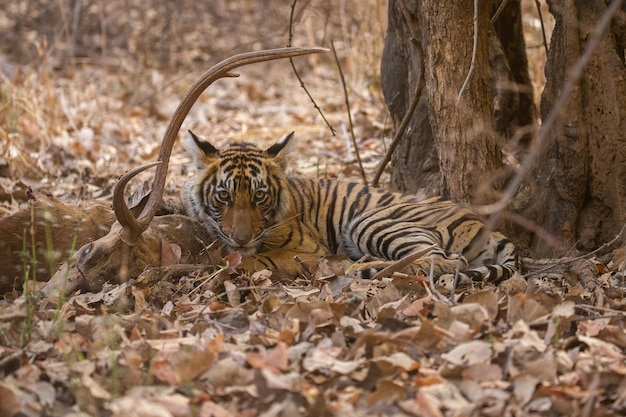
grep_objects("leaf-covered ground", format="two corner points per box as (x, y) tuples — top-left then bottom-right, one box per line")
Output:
(1, 1), (626, 416)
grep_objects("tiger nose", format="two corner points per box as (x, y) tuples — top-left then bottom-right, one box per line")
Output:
(232, 231), (252, 246)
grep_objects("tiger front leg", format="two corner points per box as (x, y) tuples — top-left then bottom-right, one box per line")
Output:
(237, 249), (328, 277)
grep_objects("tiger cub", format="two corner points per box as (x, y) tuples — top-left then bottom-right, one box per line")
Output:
(182, 131), (519, 284)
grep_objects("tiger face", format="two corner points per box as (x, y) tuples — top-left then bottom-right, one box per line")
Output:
(182, 131), (294, 256)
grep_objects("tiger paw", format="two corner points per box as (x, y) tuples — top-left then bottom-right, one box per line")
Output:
(346, 260), (396, 279)
(436, 272), (473, 290)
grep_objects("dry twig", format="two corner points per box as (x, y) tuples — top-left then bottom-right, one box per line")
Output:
(534, 0), (550, 56)
(490, 0), (510, 24)
(330, 40), (367, 185)
(457, 0), (479, 102)
(523, 225), (625, 277)
(370, 244), (436, 281)
(288, 0), (335, 136)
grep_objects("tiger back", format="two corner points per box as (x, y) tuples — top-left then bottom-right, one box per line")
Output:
(182, 131), (519, 284)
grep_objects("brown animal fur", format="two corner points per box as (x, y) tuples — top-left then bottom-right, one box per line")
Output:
(41, 214), (219, 300)
(0, 190), (115, 294)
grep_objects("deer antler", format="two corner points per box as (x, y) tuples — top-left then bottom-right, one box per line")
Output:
(112, 161), (161, 239)
(114, 46), (329, 245)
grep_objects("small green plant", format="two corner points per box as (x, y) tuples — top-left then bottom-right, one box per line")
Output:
(20, 207), (38, 346)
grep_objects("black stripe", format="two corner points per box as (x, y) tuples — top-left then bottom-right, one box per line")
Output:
(326, 182), (339, 253)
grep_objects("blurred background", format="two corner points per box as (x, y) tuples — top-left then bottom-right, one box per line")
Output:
(0, 0), (391, 206)
(0, 0), (548, 207)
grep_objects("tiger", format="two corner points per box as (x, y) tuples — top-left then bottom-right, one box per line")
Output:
(181, 130), (519, 285)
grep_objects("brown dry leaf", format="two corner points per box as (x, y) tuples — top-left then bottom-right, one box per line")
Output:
(441, 340), (494, 367)
(367, 379), (407, 404)
(402, 295), (433, 317)
(109, 396), (180, 417)
(245, 341), (289, 372)
(161, 241), (182, 266)
(607, 245), (626, 271)
(461, 289), (499, 320)
(223, 251), (242, 268)
(462, 363), (503, 382)
(507, 293), (550, 324)
(199, 401), (236, 417)
(150, 336), (222, 385)
(303, 340), (363, 375)
(372, 351), (420, 373)
(0, 383), (21, 417)
(512, 373), (539, 406)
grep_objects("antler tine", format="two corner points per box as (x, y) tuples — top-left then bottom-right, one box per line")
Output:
(115, 46), (329, 245)
(113, 161), (162, 244)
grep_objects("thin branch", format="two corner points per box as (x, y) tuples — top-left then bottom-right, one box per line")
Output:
(331, 40), (367, 185)
(502, 210), (568, 253)
(528, 312), (626, 329)
(372, 0), (425, 187)
(428, 258), (454, 306)
(490, 0), (510, 24)
(457, 0), (479, 102)
(534, 0), (550, 56)
(288, 0), (335, 135)
(523, 225), (625, 277)
(370, 244), (436, 281)
(372, 58), (423, 187)
(481, 0), (624, 230)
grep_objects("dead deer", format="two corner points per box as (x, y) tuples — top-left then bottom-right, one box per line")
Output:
(40, 163), (220, 299)
(41, 47), (327, 299)
(0, 190), (115, 294)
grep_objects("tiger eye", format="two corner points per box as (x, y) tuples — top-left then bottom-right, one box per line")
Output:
(216, 190), (230, 202)
(254, 189), (268, 203)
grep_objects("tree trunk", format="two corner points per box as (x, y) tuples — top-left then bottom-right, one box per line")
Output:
(492, 2), (537, 149)
(514, 0), (626, 254)
(381, 0), (440, 197)
(381, 1), (535, 204)
(418, 0), (503, 203)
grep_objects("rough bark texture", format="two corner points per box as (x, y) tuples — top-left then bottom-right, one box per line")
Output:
(381, 1), (537, 203)
(492, 1), (537, 148)
(382, 0), (509, 203)
(514, 0), (626, 255)
(418, 0), (506, 204)
(381, 0), (441, 196)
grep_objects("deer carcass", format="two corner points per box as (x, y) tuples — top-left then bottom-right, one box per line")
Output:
(0, 190), (115, 294)
(40, 163), (220, 300)
(41, 213), (218, 300)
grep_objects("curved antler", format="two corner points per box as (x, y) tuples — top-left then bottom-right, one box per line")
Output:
(112, 161), (161, 239)
(114, 46), (329, 245)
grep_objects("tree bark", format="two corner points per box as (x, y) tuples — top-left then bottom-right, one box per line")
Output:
(381, 0), (440, 196)
(417, 0), (503, 204)
(381, 1), (533, 204)
(514, 0), (626, 254)
(492, 1), (537, 148)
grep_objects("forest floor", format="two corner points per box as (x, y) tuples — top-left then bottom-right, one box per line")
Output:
(1, 1), (625, 416)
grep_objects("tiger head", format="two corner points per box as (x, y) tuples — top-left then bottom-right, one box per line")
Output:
(182, 130), (295, 256)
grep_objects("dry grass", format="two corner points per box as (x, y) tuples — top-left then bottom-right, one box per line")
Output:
(0, 0), (391, 209)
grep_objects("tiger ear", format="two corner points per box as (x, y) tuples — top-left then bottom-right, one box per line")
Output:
(184, 130), (219, 167)
(266, 132), (295, 169)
